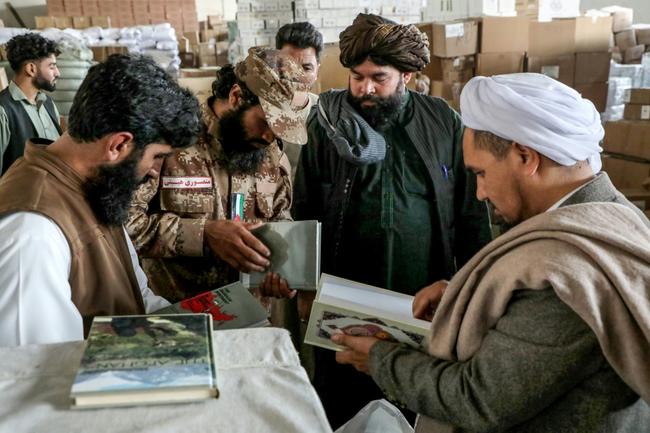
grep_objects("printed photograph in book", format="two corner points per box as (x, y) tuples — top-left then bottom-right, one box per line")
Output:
(72, 315), (216, 394)
(317, 310), (425, 348)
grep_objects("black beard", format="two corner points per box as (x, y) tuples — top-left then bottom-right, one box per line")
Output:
(347, 83), (405, 130)
(218, 105), (269, 175)
(84, 151), (145, 226)
(33, 75), (56, 92)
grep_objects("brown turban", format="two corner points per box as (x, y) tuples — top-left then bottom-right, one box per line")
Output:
(339, 14), (430, 72)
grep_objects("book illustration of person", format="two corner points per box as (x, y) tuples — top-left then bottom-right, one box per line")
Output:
(331, 323), (398, 343)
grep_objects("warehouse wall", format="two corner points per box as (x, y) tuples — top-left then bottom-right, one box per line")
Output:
(0, 0), (646, 30)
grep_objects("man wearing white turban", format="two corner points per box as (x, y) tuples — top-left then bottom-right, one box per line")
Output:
(332, 73), (650, 432)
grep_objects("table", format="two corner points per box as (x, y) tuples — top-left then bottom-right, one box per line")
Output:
(0, 328), (332, 433)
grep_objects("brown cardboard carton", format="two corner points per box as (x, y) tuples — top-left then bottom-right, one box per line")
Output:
(528, 19), (576, 57)
(515, 0), (538, 16)
(431, 81), (465, 106)
(90, 16), (111, 27)
(64, 0), (83, 16)
(184, 31), (200, 47)
(314, 43), (348, 94)
(526, 54), (576, 87)
(575, 15), (613, 53)
(47, 0), (66, 16)
(604, 120), (650, 159)
(574, 52), (611, 84)
(601, 6), (634, 33)
(624, 104), (650, 121)
(54, 16), (73, 29)
(81, 0), (99, 16)
(106, 46), (129, 56)
(425, 55), (474, 82)
(476, 52), (525, 76)
(430, 20), (479, 58)
(627, 89), (650, 105)
(624, 45), (645, 64)
(72, 16), (90, 29)
(179, 68), (219, 78)
(91, 46), (107, 63)
(634, 25), (650, 46)
(615, 29), (637, 51)
(178, 76), (215, 104)
(35, 16), (56, 29)
(602, 156), (650, 189)
(480, 16), (529, 53)
(574, 82), (608, 112)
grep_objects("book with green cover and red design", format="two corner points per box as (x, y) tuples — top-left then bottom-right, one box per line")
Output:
(154, 282), (270, 330)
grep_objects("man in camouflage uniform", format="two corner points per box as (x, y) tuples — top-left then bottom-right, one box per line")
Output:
(127, 48), (312, 302)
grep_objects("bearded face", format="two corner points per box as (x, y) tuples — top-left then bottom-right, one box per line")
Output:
(217, 103), (270, 175)
(347, 68), (406, 130)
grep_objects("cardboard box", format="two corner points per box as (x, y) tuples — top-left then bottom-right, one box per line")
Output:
(615, 29), (637, 51)
(476, 52), (525, 76)
(526, 54), (576, 87)
(314, 43), (348, 94)
(54, 16), (73, 29)
(624, 104), (650, 121)
(431, 80), (465, 105)
(574, 52), (611, 84)
(538, 0), (580, 20)
(179, 68), (220, 78)
(575, 82), (608, 112)
(184, 31), (200, 47)
(98, 0), (116, 17)
(515, 0), (538, 16)
(35, 16), (56, 29)
(64, 0), (83, 15)
(627, 89), (650, 104)
(575, 15), (613, 53)
(90, 16), (111, 27)
(602, 156), (650, 190)
(72, 16), (90, 29)
(179, 52), (196, 68)
(624, 45), (645, 64)
(429, 20), (479, 58)
(81, 0), (99, 15)
(425, 56), (474, 82)
(47, 0), (66, 16)
(604, 120), (650, 159)
(480, 16), (528, 53)
(634, 25), (650, 46)
(528, 19), (576, 57)
(601, 6), (633, 33)
(178, 76), (215, 104)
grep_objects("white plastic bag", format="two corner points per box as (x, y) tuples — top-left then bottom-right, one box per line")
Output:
(335, 399), (413, 433)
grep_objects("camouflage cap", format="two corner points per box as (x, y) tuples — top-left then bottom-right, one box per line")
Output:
(235, 47), (311, 144)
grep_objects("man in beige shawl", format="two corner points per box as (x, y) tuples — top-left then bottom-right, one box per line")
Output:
(333, 73), (650, 432)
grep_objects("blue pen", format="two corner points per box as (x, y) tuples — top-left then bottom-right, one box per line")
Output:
(441, 164), (449, 180)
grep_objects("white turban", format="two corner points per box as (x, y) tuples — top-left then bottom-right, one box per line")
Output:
(460, 73), (604, 173)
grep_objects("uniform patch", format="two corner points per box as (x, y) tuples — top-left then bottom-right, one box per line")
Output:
(161, 177), (213, 189)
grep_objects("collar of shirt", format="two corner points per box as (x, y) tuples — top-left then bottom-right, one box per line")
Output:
(9, 81), (47, 107)
(546, 184), (585, 212)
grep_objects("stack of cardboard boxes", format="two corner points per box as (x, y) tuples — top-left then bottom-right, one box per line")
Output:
(44, 0), (198, 35)
(417, 20), (478, 110)
(183, 15), (229, 68)
(476, 16), (527, 77)
(603, 6), (645, 65)
(603, 90), (650, 191)
(236, 0), (294, 54)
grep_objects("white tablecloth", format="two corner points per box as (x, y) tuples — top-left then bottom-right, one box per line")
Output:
(0, 328), (332, 433)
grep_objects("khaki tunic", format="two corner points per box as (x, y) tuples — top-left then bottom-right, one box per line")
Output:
(127, 104), (292, 302)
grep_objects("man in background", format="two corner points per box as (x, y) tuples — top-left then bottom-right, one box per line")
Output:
(0, 33), (61, 175)
(0, 54), (202, 346)
(292, 13), (491, 427)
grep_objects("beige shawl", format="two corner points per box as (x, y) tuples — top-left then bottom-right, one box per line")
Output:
(428, 202), (650, 403)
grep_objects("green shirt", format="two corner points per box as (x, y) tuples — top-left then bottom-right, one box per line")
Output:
(337, 93), (444, 295)
(0, 81), (61, 172)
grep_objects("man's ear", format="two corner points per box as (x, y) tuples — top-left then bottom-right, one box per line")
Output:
(402, 72), (413, 85)
(24, 62), (37, 78)
(101, 132), (135, 163)
(514, 143), (540, 175)
(228, 84), (242, 107)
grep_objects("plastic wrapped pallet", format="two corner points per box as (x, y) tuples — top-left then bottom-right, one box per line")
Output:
(610, 61), (645, 88)
(643, 53), (650, 88)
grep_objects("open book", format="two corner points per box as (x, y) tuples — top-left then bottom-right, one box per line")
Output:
(304, 274), (431, 351)
(240, 220), (322, 291)
(154, 282), (269, 330)
(70, 314), (218, 409)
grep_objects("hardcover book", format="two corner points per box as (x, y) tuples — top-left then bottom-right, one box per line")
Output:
(304, 274), (431, 351)
(154, 282), (270, 329)
(70, 314), (218, 409)
(240, 220), (322, 291)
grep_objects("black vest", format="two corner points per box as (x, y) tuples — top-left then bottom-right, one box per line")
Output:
(0, 86), (62, 175)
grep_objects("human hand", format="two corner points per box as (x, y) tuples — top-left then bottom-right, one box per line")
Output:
(332, 334), (380, 374)
(204, 220), (270, 273)
(258, 272), (296, 298)
(297, 290), (316, 322)
(412, 280), (449, 321)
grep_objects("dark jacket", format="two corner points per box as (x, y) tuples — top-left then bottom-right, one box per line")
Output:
(293, 90), (491, 279)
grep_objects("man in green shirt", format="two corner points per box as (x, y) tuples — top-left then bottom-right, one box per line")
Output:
(0, 33), (61, 175)
(291, 13), (491, 428)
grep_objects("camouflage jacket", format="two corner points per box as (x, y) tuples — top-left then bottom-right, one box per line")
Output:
(127, 103), (293, 302)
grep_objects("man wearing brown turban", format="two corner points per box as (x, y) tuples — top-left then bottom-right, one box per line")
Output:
(290, 13), (492, 428)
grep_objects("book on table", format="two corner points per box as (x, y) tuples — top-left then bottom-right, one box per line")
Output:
(304, 274), (431, 351)
(70, 314), (218, 409)
(240, 220), (322, 291)
(154, 282), (270, 329)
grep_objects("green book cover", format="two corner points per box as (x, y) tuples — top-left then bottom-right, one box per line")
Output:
(70, 314), (218, 409)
